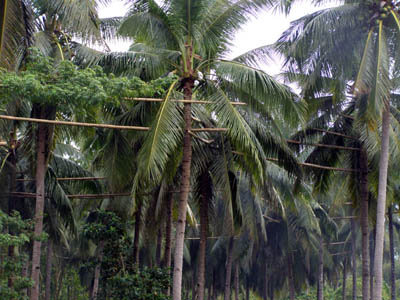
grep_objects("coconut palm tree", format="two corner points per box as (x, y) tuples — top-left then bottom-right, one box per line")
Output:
(93, 2), (304, 300)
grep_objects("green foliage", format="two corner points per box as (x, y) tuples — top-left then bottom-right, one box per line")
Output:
(0, 210), (33, 300)
(0, 48), (178, 114)
(100, 267), (171, 300)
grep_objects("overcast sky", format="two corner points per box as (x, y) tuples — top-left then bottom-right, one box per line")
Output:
(99, 1), (338, 75)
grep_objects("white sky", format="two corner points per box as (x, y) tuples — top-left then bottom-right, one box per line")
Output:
(99, 1), (339, 75)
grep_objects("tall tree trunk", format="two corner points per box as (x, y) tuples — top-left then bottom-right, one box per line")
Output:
(31, 105), (52, 300)
(372, 107), (390, 300)
(342, 259), (347, 300)
(7, 136), (17, 289)
(234, 263), (239, 300)
(172, 77), (194, 300)
(388, 205), (395, 300)
(370, 228), (375, 300)
(91, 240), (105, 300)
(165, 192), (173, 296)
(195, 172), (211, 300)
(360, 147), (370, 300)
(224, 237), (234, 300)
(246, 278), (250, 300)
(287, 253), (295, 300)
(317, 237), (324, 300)
(45, 239), (53, 300)
(133, 202), (142, 265)
(351, 219), (357, 300)
(156, 228), (162, 266)
(264, 261), (268, 300)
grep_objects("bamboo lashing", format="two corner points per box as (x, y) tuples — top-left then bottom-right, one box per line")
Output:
(124, 97), (247, 106)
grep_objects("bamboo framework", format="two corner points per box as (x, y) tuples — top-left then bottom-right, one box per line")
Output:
(286, 139), (360, 151)
(266, 158), (359, 172)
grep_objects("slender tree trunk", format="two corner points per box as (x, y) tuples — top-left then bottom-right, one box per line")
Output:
(224, 237), (234, 300)
(91, 240), (105, 300)
(388, 205), (395, 300)
(317, 237), (324, 300)
(22, 258), (29, 297)
(195, 172), (211, 300)
(360, 147), (370, 300)
(351, 219), (357, 300)
(165, 192), (173, 296)
(133, 201), (142, 265)
(156, 228), (162, 266)
(192, 270), (196, 300)
(208, 283), (212, 300)
(287, 253), (295, 300)
(342, 259), (347, 300)
(372, 107), (390, 300)
(7, 138), (17, 289)
(234, 264), (239, 300)
(212, 272), (216, 300)
(264, 261), (268, 300)
(246, 278), (250, 300)
(30, 108), (48, 300)
(45, 239), (53, 300)
(172, 77), (194, 300)
(370, 228), (375, 300)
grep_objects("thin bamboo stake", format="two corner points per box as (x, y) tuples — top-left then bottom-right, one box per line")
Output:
(286, 140), (360, 151)
(0, 115), (150, 131)
(311, 128), (358, 140)
(124, 97), (247, 106)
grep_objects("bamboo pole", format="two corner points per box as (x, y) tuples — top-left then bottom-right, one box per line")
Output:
(311, 128), (358, 140)
(67, 193), (131, 199)
(332, 252), (351, 256)
(124, 97), (247, 106)
(16, 177), (107, 182)
(266, 158), (359, 172)
(0, 115), (150, 131)
(0, 141), (7, 146)
(286, 139), (360, 151)
(324, 241), (348, 246)
(0, 115), (227, 132)
(331, 216), (358, 220)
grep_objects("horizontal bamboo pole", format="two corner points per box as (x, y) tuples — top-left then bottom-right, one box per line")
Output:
(331, 216), (357, 220)
(324, 241), (347, 246)
(191, 128), (228, 132)
(331, 251), (351, 256)
(0, 115), (150, 131)
(0, 115), (227, 132)
(286, 139), (360, 151)
(266, 158), (359, 172)
(311, 128), (358, 140)
(124, 97), (247, 106)
(16, 177), (107, 182)
(67, 193), (131, 199)
(0, 141), (7, 146)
